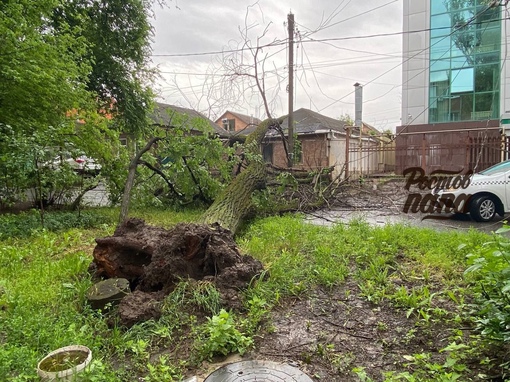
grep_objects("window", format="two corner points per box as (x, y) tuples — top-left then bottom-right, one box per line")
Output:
(451, 68), (474, 93)
(222, 119), (235, 131)
(428, 0), (501, 123)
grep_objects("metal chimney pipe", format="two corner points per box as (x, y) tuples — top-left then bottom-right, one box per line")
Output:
(354, 82), (362, 128)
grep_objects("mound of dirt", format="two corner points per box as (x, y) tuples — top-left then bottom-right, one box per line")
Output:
(90, 218), (264, 326)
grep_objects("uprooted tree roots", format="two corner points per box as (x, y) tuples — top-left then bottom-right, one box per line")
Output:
(90, 218), (264, 327)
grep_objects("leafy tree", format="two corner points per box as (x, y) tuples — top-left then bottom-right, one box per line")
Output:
(338, 113), (354, 126)
(119, 111), (238, 221)
(0, 0), (91, 131)
(51, 0), (156, 135)
(0, 0), (93, 207)
(0, 0), (157, 212)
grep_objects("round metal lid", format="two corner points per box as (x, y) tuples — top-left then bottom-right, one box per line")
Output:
(203, 360), (314, 382)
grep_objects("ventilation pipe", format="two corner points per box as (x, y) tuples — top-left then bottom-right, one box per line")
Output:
(354, 82), (363, 128)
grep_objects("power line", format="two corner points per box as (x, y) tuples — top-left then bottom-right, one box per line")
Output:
(156, 2), (505, 130)
(296, 0), (398, 37)
(150, 17), (509, 58)
(317, 2), (503, 121)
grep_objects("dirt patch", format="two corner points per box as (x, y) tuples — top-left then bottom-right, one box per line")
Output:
(250, 285), (453, 381)
(90, 218), (264, 327)
(184, 281), (506, 381)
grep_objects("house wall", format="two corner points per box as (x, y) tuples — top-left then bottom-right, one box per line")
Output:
(215, 112), (255, 133)
(268, 135), (330, 170)
(266, 132), (387, 180)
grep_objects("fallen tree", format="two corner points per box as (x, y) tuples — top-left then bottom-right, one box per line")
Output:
(199, 118), (281, 234)
(91, 218), (264, 326)
(90, 118), (278, 326)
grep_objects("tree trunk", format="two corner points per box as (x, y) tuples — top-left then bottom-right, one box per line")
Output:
(119, 137), (161, 223)
(199, 119), (280, 234)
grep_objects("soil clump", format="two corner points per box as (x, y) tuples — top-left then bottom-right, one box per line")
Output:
(90, 218), (264, 327)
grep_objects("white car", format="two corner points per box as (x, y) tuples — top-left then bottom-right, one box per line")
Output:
(440, 160), (510, 222)
(49, 153), (101, 175)
(70, 155), (101, 175)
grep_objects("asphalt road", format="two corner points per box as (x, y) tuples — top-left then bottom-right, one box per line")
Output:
(82, 183), (110, 207)
(302, 179), (510, 237)
(81, 180), (509, 237)
(304, 207), (510, 237)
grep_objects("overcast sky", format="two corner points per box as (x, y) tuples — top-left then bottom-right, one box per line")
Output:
(150, 0), (403, 132)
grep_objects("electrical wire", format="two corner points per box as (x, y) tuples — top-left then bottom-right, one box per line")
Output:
(154, 2), (507, 136)
(150, 18), (508, 58)
(297, 0), (398, 37)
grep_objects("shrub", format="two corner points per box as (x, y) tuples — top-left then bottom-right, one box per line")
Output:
(464, 225), (510, 342)
(0, 210), (113, 239)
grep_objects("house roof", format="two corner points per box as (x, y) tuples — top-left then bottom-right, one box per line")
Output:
(228, 108), (382, 140)
(216, 111), (262, 127)
(347, 121), (381, 137)
(152, 103), (231, 138)
(267, 108), (349, 136)
(229, 122), (260, 138)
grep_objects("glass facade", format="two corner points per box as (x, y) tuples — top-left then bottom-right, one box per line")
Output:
(429, 0), (501, 123)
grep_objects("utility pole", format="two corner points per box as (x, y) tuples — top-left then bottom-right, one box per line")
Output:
(287, 13), (294, 167)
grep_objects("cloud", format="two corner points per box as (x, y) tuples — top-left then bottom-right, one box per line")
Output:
(151, 0), (403, 129)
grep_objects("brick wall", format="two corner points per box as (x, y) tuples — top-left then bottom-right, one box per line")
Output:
(266, 135), (329, 169)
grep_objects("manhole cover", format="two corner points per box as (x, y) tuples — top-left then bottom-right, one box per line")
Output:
(203, 360), (314, 381)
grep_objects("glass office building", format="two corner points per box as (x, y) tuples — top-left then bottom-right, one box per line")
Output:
(398, 1), (509, 173)
(429, 0), (501, 123)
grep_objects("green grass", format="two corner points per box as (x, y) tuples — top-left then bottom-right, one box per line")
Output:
(0, 208), (506, 381)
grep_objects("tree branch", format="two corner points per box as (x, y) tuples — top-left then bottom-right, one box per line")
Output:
(137, 159), (183, 199)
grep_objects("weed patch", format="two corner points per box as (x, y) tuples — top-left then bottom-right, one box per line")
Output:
(0, 210), (508, 381)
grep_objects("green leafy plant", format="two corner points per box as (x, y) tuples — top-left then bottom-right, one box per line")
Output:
(0, 209), (114, 239)
(463, 226), (510, 343)
(383, 344), (468, 381)
(353, 366), (376, 382)
(196, 309), (253, 360)
(144, 355), (183, 382)
(242, 295), (269, 334)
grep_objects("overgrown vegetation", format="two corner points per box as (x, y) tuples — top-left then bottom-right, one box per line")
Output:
(0, 209), (115, 240)
(0, 0), (157, 211)
(0, 209), (509, 381)
(464, 226), (510, 345)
